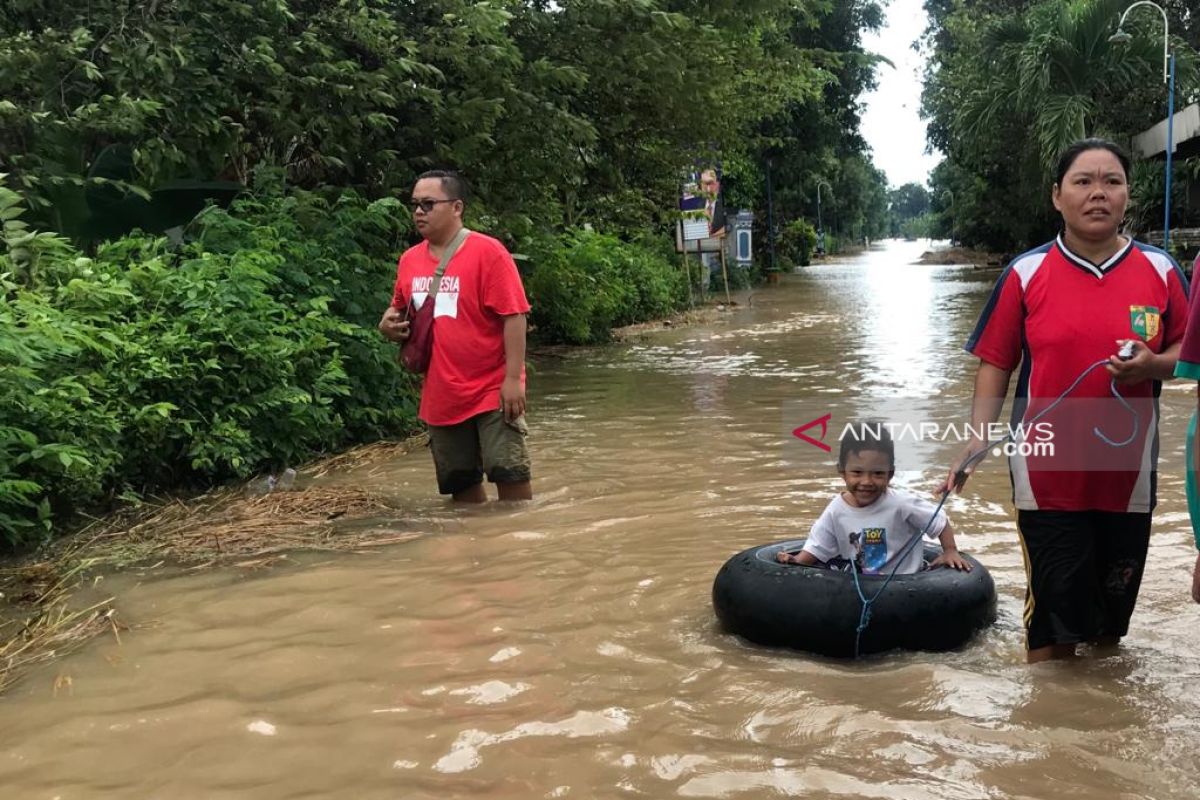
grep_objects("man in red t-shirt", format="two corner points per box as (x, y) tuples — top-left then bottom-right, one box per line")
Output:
(378, 170), (533, 502)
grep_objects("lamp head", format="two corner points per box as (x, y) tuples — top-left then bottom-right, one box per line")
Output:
(1108, 29), (1133, 44)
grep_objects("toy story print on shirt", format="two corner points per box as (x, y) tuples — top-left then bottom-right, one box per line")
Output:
(859, 527), (888, 573)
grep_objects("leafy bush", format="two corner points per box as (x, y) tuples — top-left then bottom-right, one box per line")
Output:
(0, 185), (419, 549)
(524, 229), (688, 345)
(899, 213), (934, 241)
(777, 218), (817, 267)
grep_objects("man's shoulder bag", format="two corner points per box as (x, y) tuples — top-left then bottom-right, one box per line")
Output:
(399, 227), (470, 374)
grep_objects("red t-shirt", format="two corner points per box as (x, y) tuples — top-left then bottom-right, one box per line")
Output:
(391, 231), (531, 426)
(966, 237), (1188, 513)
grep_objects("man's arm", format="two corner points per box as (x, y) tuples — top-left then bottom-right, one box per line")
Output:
(710, 201), (727, 238)
(381, 258), (410, 342)
(500, 313), (526, 422)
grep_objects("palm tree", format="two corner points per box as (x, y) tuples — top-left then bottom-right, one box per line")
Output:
(956, 0), (1186, 175)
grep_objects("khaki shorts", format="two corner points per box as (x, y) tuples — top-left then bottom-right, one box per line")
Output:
(427, 411), (531, 495)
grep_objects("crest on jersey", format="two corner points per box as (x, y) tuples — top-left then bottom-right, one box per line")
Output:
(1129, 305), (1160, 340)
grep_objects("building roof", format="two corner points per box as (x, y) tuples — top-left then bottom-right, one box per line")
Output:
(1133, 102), (1200, 161)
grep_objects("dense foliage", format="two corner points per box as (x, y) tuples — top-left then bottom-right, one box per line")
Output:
(0, 0), (894, 546)
(921, 0), (1200, 253)
(524, 230), (687, 344)
(0, 0), (892, 244)
(888, 183), (931, 238)
(0, 183), (417, 546)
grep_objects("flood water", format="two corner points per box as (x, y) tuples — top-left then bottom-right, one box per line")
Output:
(3, 240), (1199, 799)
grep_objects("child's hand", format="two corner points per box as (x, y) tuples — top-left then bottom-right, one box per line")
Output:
(930, 548), (972, 572)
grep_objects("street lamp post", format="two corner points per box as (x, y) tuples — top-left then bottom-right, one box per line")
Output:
(1110, 1), (1174, 253)
(816, 180), (832, 255)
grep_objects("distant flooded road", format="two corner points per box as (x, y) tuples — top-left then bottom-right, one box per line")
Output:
(3, 240), (1199, 799)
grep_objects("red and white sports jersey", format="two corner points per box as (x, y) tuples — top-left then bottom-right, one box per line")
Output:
(966, 236), (1188, 512)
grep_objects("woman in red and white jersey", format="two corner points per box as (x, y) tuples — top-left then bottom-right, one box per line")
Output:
(945, 138), (1189, 663)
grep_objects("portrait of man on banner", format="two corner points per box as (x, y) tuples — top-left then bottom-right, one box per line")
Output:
(676, 159), (734, 300)
(699, 167), (726, 239)
(678, 164), (726, 249)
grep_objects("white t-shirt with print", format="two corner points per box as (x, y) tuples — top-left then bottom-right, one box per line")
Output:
(801, 488), (948, 574)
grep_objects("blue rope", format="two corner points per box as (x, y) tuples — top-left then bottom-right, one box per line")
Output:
(846, 358), (1139, 658)
(849, 489), (951, 657)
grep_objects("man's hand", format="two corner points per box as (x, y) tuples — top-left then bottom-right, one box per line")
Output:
(500, 376), (525, 422)
(929, 547), (972, 572)
(378, 306), (410, 343)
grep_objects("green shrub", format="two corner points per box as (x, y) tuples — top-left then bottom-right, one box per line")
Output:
(524, 229), (688, 345)
(777, 218), (817, 267)
(0, 186), (419, 549)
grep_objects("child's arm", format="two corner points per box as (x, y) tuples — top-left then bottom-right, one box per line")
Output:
(928, 521), (972, 571)
(777, 501), (840, 566)
(777, 549), (821, 566)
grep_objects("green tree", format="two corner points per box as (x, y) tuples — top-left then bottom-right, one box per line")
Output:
(922, 0), (1199, 251)
(888, 182), (930, 236)
(0, 1), (437, 233)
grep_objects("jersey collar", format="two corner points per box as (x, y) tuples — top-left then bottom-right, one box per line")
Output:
(1055, 234), (1133, 278)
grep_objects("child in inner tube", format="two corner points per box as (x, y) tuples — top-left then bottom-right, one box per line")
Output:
(777, 423), (972, 573)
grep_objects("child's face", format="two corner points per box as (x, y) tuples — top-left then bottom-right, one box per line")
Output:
(839, 449), (893, 507)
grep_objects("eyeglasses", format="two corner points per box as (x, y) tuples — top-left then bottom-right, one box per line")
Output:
(410, 198), (456, 213)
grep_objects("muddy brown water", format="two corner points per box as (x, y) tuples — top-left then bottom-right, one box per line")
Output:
(2, 240), (1199, 799)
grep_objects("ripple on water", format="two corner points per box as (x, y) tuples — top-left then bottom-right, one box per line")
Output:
(2, 241), (1200, 800)
(433, 708), (632, 774)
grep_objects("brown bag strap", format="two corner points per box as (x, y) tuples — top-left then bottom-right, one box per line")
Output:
(427, 227), (470, 301)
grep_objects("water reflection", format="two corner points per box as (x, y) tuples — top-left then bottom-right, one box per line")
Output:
(858, 247), (942, 396)
(1, 240), (1198, 799)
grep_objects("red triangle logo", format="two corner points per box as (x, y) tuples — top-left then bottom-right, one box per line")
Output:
(792, 413), (833, 452)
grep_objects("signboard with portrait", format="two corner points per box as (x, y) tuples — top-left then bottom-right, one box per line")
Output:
(676, 165), (727, 252)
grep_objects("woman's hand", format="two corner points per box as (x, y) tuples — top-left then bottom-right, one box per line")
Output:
(940, 440), (985, 496)
(1106, 339), (1155, 384)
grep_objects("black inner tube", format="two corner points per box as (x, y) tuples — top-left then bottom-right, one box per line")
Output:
(712, 539), (997, 658)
